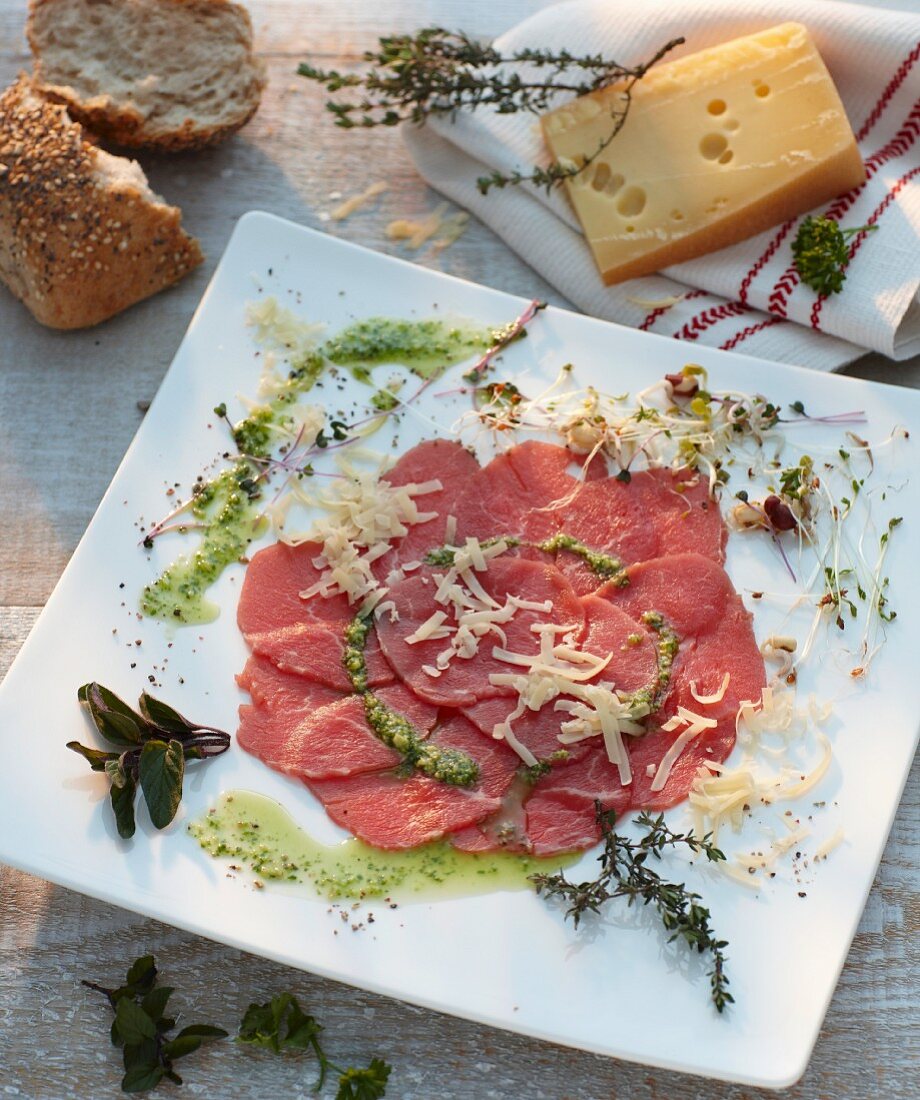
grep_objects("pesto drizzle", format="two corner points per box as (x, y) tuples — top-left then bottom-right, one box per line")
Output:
(623, 610), (680, 718)
(537, 533), (628, 584)
(139, 463), (268, 623)
(322, 317), (491, 381)
(142, 317), (494, 626)
(344, 616), (480, 787)
(422, 532), (627, 585)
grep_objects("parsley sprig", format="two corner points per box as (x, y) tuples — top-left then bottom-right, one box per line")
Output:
(85, 959), (392, 1096)
(83, 955), (227, 1093)
(69, 683), (230, 838)
(791, 215), (878, 296)
(531, 805), (733, 1012)
(238, 993), (391, 1098)
(298, 28), (682, 193)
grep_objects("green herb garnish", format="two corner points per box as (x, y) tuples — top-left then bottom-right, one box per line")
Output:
(299, 29), (682, 194)
(238, 993), (391, 1098)
(537, 532), (627, 583)
(83, 955), (227, 1093)
(523, 749), (570, 783)
(531, 806), (732, 1012)
(422, 536), (520, 567)
(69, 683), (230, 838)
(791, 215), (878, 296)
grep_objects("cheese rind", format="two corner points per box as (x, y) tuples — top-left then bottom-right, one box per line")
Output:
(541, 23), (865, 285)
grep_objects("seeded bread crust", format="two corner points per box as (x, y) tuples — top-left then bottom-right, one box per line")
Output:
(27, 0), (265, 151)
(0, 76), (203, 329)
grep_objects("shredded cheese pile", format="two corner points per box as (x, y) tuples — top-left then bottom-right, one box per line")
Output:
(245, 297), (325, 354)
(296, 474), (443, 615)
(486, 624), (647, 778)
(688, 684), (840, 884)
(402, 537), (536, 679)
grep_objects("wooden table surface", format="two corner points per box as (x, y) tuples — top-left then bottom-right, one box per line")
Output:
(1, 2), (917, 1096)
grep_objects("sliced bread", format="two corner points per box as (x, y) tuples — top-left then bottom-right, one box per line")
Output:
(27, 0), (266, 151)
(0, 75), (203, 329)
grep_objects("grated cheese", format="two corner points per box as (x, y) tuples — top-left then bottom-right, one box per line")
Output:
(689, 672), (731, 705)
(403, 611), (451, 644)
(483, 625), (641, 782)
(774, 733), (832, 800)
(720, 863), (763, 889)
(386, 203), (469, 251)
(245, 296), (325, 353)
(331, 181), (387, 221)
(650, 708), (717, 792)
(814, 827), (845, 861)
(651, 728), (701, 792)
(298, 474), (443, 608)
(625, 292), (687, 310)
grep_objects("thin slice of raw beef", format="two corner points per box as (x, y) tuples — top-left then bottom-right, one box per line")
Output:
(247, 618), (394, 692)
(306, 714), (521, 848)
(597, 552), (741, 643)
(237, 654), (342, 712)
(378, 439), (479, 567)
(552, 468), (725, 595)
(237, 541), (350, 635)
(524, 747), (634, 855)
(375, 557), (585, 706)
(452, 441), (591, 545)
(239, 677), (439, 781)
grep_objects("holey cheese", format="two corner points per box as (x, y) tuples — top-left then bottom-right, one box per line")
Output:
(541, 23), (865, 285)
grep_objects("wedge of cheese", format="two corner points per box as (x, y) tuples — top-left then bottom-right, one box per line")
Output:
(541, 23), (865, 285)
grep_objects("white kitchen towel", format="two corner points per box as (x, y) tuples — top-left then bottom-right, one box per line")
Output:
(403, 0), (920, 371)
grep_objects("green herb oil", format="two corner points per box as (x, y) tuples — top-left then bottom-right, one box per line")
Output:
(189, 790), (577, 902)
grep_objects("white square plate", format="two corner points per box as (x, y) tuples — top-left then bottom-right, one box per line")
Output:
(1, 212), (917, 1089)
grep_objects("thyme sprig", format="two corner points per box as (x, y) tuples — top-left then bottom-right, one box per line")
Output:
(298, 29), (683, 192)
(792, 215), (879, 296)
(531, 805), (733, 1012)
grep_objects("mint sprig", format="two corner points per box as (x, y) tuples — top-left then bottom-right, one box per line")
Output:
(83, 955), (227, 1093)
(238, 992), (391, 1098)
(69, 683), (230, 838)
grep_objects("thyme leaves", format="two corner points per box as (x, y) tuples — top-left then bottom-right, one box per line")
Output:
(531, 805), (733, 1012)
(298, 29), (682, 193)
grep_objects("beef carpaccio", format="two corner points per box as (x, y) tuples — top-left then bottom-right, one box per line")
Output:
(236, 438), (764, 855)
